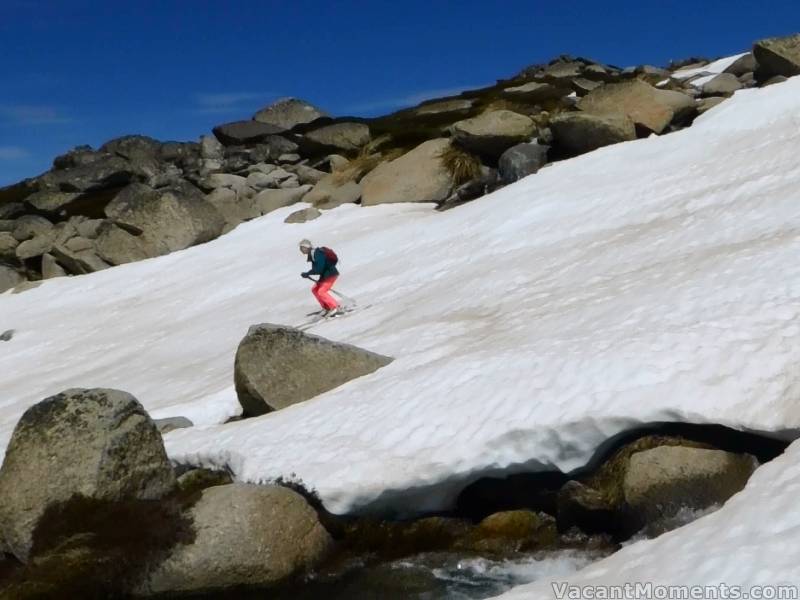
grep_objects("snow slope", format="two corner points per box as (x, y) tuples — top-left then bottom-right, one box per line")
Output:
(2, 78), (800, 527)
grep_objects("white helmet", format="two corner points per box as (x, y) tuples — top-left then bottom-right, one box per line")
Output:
(299, 239), (312, 250)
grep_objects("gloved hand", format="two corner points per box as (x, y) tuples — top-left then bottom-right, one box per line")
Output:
(301, 272), (310, 279)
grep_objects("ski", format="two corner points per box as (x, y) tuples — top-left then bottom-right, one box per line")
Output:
(295, 305), (371, 331)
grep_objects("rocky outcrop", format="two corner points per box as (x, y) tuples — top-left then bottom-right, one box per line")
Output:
(140, 484), (333, 595)
(0, 388), (176, 561)
(550, 112), (637, 155)
(361, 139), (454, 206)
(234, 324), (394, 416)
(212, 120), (285, 146)
(498, 143), (549, 184)
(253, 98), (329, 130)
(104, 182), (224, 258)
(300, 122), (371, 154)
(450, 110), (537, 161)
(753, 34), (800, 79)
(578, 80), (696, 134)
(623, 446), (758, 525)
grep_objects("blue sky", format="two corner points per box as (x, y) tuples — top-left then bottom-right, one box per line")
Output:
(1, 0), (798, 186)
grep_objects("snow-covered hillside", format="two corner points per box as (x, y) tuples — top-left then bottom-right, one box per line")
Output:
(2, 76), (800, 540)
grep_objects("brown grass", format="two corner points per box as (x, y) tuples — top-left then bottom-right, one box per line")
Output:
(438, 144), (482, 185)
(331, 140), (404, 186)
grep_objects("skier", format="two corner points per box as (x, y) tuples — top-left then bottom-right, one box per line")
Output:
(299, 239), (342, 317)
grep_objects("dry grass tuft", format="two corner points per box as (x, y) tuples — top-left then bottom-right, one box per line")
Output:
(438, 144), (483, 185)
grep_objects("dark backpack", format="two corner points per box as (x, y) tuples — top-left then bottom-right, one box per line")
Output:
(321, 246), (338, 267)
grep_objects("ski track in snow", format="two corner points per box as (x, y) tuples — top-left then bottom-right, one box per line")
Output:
(2, 74), (800, 589)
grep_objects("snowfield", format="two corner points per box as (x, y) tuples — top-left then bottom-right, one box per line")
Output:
(2, 74), (800, 590)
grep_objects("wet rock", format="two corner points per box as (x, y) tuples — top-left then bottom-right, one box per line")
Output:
(556, 481), (621, 536)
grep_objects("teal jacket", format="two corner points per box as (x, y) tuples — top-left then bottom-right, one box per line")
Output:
(304, 247), (339, 280)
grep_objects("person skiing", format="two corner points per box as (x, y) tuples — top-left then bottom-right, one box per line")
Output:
(299, 239), (342, 316)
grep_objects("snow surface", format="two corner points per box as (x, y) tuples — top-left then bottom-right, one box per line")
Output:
(672, 52), (749, 80)
(2, 77), (800, 530)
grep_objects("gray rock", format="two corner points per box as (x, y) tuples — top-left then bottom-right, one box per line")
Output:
(550, 112), (637, 155)
(696, 73), (742, 96)
(556, 481), (619, 536)
(326, 154), (350, 172)
(105, 182), (224, 256)
(200, 134), (224, 160)
(0, 388), (176, 561)
(12, 281), (43, 294)
(0, 329), (13, 341)
(578, 79), (696, 134)
(212, 120), (285, 146)
(697, 97), (728, 115)
(413, 98), (474, 118)
(571, 78), (605, 95)
(278, 153), (301, 164)
(451, 110), (536, 160)
(725, 53), (757, 77)
(0, 232), (18, 260)
(65, 236), (94, 252)
(284, 207), (321, 223)
(0, 220), (15, 232)
(36, 155), (138, 193)
(140, 484), (332, 595)
(0, 203), (25, 220)
(153, 416), (194, 434)
(15, 235), (54, 260)
(285, 164), (327, 185)
(201, 173), (249, 194)
(304, 175), (361, 209)
(763, 75), (788, 87)
(234, 324), (394, 416)
(253, 98), (329, 131)
(204, 187), (260, 232)
(24, 190), (82, 214)
(754, 34), (800, 79)
(361, 139), (454, 206)
(74, 218), (105, 239)
(41, 254), (67, 279)
(0, 266), (24, 293)
(254, 186), (313, 215)
(279, 174), (300, 189)
(301, 122), (371, 154)
(501, 81), (572, 103)
(50, 243), (110, 275)
(498, 143), (549, 184)
(623, 446), (758, 525)
(246, 169), (287, 190)
(94, 223), (153, 266)
(13, 215), (54, 242)
(52, 145), (99, 170)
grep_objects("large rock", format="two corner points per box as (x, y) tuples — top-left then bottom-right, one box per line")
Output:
(0, 388), (176, 561)
(753, 34), (800, 79)
(51, 242), (110, 274)
(253, 98), (329, 130)
(141, 484), (332, 594)
(41, 253), (67, 279)
(300, 122), (371, 154)
(498, 143), (549, 184)
(695, 73), (742, 96)
(24, 190), (82, 214)
(12, 215), (54, 242)
(253, 185), (312, 215)
(284, 207), (321, 223)
(501, 81), (572, 103)
(15, 234), (54, 260)
(623, 446), (758, 524)
(94, 223), (153, 266)
(556, 480), (620, 536)
(234, 324), (394, 416)
(578, 79), (696, 134)
(361, 139), (454, 206)
(52, 145), (99, 170)
(550, 112), (637, 155)
(204, 187), (260, 233)
(212, 120), (285, 146)
(0, 232), (19, 260)
(104, 182), (224, 256)
(304, 174), (362, 209)
(36, 155), (139, 193)
(450, 110), (536, 160)
(0, 265), (24, 293)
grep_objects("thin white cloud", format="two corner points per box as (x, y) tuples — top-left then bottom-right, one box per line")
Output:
(0, 146), (30, 160)
(192, 92), (273, 115)
(0, 104), (71, 125)
(348, 85), (484, 114)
